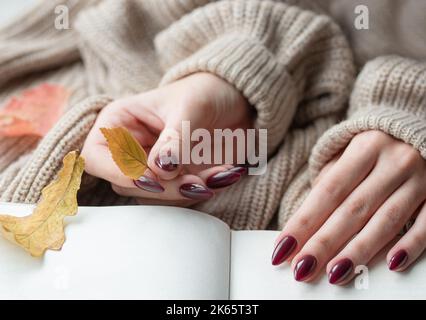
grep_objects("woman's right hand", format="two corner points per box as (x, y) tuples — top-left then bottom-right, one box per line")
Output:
(81, 72), (253, 206)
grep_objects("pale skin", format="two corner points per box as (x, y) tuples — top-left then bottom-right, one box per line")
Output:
(277, 131), (426, 283)
(82, 72), (252, 206)
(82, 72), (426, 282)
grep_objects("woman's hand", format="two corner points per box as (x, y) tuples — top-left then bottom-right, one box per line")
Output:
(272, 130), (426, 284)
(82, 72), (252, 206)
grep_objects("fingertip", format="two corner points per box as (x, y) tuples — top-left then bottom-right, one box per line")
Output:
(154, 153), (179, 172)
(133, 175), (165, 193)
(149, 155), (181, 181)
(388, 249), (409, 271)
(327, 258), (354, 285)
(271, 235), (298, 266)
(293, 254), (318, 282)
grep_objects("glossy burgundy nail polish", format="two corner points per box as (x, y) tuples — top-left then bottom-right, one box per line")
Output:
(134, 176), (164, 193)
(180, 184), (214, 200)
(389, 250), (408, 271)
(294, 255), (317, 281)
(155, 154), (179, 171)
(228, 166), (248, 175)
(329, 258), (354, 284)
(271, 236), (297, 266)
(206, 171), (241, 189)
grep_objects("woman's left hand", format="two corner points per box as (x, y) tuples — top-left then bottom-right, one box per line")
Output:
(272, 130), (426, 285)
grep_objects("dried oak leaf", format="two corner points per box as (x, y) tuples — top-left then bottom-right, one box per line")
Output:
(0, 83), (70, 137)
(0, 151), (85, 257)
(100, 127), (148, 179)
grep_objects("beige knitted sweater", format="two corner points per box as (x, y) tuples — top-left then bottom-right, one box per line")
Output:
(0, 0), (425, 230)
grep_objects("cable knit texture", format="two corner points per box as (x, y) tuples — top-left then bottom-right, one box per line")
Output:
(0, 0), (424, 230)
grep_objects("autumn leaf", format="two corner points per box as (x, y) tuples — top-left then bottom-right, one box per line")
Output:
(0, 83), (70, 137)
(0, 151), (85, 257)
(100, 127), (148, 179)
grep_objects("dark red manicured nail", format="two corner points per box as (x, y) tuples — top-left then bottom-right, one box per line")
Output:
(134, 176), (164, 193)
(389, 250), (408, 271)
(206, 171), (241, 189)
(155, 154), (179, 171)
(271, 236), (297, 266)
(180, 184), (214, 200)
(329, 258), (354, 285)
(228, 166), (248, 175)
(294, 255), (317, 281)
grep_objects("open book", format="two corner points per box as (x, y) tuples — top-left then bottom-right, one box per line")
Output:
(0, 202), (425, 299)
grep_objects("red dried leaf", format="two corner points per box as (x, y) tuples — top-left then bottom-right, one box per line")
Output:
(0, 83), (70, 137)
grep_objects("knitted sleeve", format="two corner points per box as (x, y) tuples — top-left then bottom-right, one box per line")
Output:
(309, 56), (426, 179)
(154, 0), (355, 154)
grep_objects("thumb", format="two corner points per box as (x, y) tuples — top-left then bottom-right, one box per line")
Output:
(148, 117), (185, 180)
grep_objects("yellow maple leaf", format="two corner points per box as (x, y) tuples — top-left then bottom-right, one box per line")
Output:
(100, 127), (148, 179)
(0, 151), (85, 257)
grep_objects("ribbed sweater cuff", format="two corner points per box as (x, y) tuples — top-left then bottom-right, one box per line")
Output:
(155, 0), (355, 154)
(310, 56), (426, 179)
(159, 34), (298, 153)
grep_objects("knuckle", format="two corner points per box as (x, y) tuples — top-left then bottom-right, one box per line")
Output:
(351, 240), (370, 261)
(368, 130), (388, 140)
(180, 91), (207, 110)
(313, 235), (333, 252)
(294, 215), (312, 231)
(405, 229), (426, 252)
(355, 130), (387, 147)
(343, 197), (370, 219)
(319, 177), (342, 200)
(395, 147), (420, 171)
(410, 232), (426, 250)
(382, 204), (405, 233)
(104, 100), (123, 111)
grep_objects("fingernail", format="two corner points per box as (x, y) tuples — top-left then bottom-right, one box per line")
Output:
(329, 258), (354, 285)
(180, 184), (214, 200)
(389, 249), (408, 271)
(294, 255), (317, 281)
(133, 176), (164, 193)
(271, 236), (297, 266)
(155, 154), (179, 171)
(206, 171), (241, 189)
(228, 166), (248, 175)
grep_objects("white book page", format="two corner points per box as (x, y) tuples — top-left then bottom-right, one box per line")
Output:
(230, 230), (426, 300)
(0, 0), (38, 27)
(0, 203), (231, 300)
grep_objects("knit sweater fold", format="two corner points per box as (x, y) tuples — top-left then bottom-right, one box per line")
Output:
(0, 0), (424, 230)
(309, 56), (426, 180)
(155, 0), (355, 153)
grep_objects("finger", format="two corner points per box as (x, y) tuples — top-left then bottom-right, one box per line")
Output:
(326, 177), (426, 285)
(289, 157), (410, 282)
(115, 173), (215, 202)
(119, 94), (165, 134)
(197, 165), (246, 190)
(312, 152), (341, 187)
(81, 143), (134, 189)
(387, 201), (426, 272)
(147, 116), (184, 181)
(83, 116), (155, 189)
(272, 136), (380, 266)
(94, 100), (160, 147)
